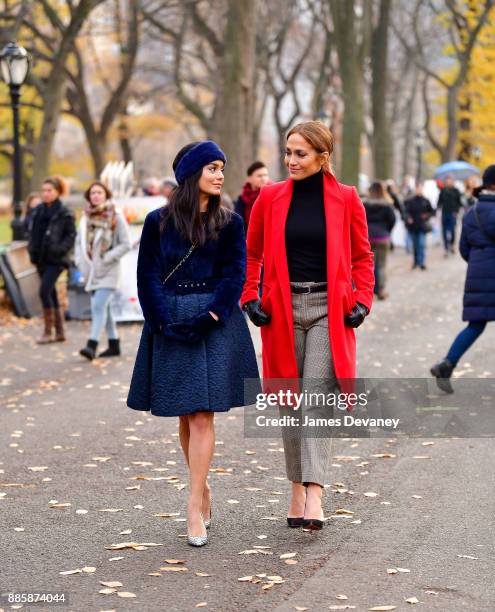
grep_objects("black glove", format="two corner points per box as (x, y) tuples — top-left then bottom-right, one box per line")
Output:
(243, 299), (271, 326)
(344, 302), (369, 328)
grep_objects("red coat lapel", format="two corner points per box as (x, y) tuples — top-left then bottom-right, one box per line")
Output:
(324, 173), (345, 299)
(271, 179), (294, 330)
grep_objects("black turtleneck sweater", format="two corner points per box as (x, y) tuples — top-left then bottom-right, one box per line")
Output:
(285, 169), (327, 282)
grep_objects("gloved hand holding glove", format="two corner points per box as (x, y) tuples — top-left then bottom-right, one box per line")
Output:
(242, 299), (271, 327)
(344, 302), (369, 328)
(162, 311), (221, 344)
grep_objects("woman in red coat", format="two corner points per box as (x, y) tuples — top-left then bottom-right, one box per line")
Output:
(241, 121), (374, 530)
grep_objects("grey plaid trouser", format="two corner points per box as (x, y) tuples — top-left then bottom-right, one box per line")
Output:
(279, 282), (337, 486)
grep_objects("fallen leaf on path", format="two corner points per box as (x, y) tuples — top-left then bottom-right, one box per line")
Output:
(238, 549), (273, 555)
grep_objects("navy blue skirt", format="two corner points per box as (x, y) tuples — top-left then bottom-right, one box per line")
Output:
(127, 292), (260, 417)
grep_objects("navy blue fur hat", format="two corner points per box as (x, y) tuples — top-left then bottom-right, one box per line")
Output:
(173, 140), (227, 185)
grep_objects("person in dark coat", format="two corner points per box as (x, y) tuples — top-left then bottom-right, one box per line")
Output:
(234, 160), (270, 232)
(431, 164), (495, 393)
(363, 181), (396, 300)
(127, 140), (260, 547)
(404, 182), (435, 270)
(28, 177), (76, 344)
(437, 174), (463, 256)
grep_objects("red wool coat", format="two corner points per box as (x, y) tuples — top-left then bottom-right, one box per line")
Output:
(240, 172), (374, 383)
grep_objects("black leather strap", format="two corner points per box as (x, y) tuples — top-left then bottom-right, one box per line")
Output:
(290, 283), (327, 294)
(473, 203), (495, 243)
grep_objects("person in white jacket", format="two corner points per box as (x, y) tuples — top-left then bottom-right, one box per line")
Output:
(75, 181), (131, 360)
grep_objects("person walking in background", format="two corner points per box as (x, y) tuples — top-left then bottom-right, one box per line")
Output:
(242, 121), (374, 531)
(431, 165), (495, 393)
(404, 182), (435, 270)
(161, 177), (178, 200)
(234, 161), (270, 232)
(75, 182), (131, 361)
(463, 175), (479, 209)
(28, 177), (76, 344)
(385, 179), (404, 252)
(142, 177), (161, 196)
(437, 174), (463, 256)
(127, 141), (259, 547)
(363, 181), (396, 300)
(22, 192), (42, 239)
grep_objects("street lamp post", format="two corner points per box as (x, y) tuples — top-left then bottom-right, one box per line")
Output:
(0, 41), (31, 241)
(414, 129), (425, 184)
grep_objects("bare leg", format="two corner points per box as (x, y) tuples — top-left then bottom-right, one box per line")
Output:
(186, 411), (215, 537)
(288, 481), (306, 518)
(179, 415), (211, 521)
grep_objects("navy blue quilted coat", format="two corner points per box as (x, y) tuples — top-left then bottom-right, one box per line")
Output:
(127, 207), (260, 416)
(459, 193), (495, 321)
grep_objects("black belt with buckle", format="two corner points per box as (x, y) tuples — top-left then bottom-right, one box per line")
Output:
(290, 283), (327, 294)
(175, 278), (220, 294)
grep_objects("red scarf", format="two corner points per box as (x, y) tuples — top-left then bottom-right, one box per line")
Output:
(240, 182), (260, 228)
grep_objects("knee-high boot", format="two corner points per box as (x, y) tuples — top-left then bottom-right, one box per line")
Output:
(54, 307), (66, 342)
(36, 308), (55, 344)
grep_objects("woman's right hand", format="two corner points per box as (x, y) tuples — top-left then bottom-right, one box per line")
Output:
(242, 299), (271, 326)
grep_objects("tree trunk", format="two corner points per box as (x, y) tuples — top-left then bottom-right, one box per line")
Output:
(210, 0), (257, 197)
(371, 0), (392, 179)
(401, 69), (418, 183)
(119, 115), (133, 164)
(444, 86), (460, 162)
(29, 0), (103, 190)
(30, 75), (67, 189)
(330, 0), (365, 186)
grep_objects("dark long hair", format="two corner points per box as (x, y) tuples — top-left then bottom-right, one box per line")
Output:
(160, 142), (231, 245)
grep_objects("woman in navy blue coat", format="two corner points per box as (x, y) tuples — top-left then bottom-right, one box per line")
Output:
(431, 165), (495, 393)
(127, 141), (260, 546)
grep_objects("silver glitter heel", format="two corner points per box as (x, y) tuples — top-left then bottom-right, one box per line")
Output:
(187, 514), (208, 547)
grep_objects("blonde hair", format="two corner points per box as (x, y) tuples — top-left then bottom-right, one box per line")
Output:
(286, 121), (334, 174)
(42, 175), (68, 197)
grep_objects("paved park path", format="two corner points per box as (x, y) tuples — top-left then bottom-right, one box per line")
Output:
(1, 244), (494, 612)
